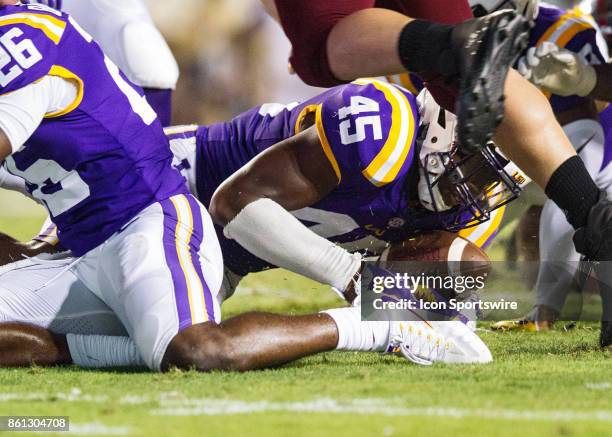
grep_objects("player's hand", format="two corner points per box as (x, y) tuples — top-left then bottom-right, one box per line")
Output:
(517, 42), (597, 97)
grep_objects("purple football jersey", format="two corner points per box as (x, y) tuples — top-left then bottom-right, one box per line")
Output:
(0, 4), (187, 256)
(171, 81), (462, 276)
(529, 5), (607, 113)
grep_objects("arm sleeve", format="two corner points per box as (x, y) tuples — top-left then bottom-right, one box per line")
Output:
(0, 77), (57, 153)
(0, 166), (29, 197)
(274, 0), (374, 87)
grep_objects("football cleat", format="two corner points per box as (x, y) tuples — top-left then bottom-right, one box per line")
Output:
(573, 191), (612, 348)
(490, 305), (558, 332)
(386, 320), (492, 365)
(490, 319), (553, 332)
(452, 10), (531, 152)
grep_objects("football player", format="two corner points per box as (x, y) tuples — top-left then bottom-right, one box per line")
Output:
(25, 0), (179, 126)
(0, 79), (524, 370)
(462, 2), (612, 334)
(0, 0), (231, 372)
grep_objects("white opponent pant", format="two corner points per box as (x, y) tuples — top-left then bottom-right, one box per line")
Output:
(535, 119), (612, 313)
(0, 194), (223, 370)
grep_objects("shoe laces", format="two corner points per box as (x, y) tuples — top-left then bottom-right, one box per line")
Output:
(387, 323), (452, 365)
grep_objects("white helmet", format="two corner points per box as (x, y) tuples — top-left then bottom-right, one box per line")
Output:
(415, 90), (530, 230)
(468, 0), (539, 20)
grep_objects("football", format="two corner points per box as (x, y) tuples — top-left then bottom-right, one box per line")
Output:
(378, 230), (491, 297)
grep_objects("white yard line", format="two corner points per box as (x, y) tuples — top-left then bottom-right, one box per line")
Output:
(150, 398), (612, 422)
(66, 423), (131, 436)
(3, 391), (611, 423)
(585, 382), (611, 390)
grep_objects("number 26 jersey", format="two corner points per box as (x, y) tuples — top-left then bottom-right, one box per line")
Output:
(0, 4), (187, 256)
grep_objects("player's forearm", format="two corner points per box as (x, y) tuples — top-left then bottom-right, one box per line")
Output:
(327, 9), (413, 80)
(221, 198), (361, 292)
(588, 64), (612, 102)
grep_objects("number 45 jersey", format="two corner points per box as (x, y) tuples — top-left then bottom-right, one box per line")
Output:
(170, 80), (435, 276)
(0, 4), (186, 256)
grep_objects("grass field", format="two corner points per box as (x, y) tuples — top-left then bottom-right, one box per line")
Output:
(0, 193), (611, 437)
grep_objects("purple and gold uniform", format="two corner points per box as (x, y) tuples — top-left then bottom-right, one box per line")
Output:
(528, 5), (608, 112)
(0, 4), (221, 370)
(169, 80), (468, 276)
(0, 4), (186, 256)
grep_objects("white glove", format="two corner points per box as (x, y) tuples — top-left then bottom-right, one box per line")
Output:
(517, 41), (597, 97)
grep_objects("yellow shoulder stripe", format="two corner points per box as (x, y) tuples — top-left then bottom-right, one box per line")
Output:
(314, 103), (341, 183)
(44, 65), (84, 118)
(537, 11), (592, 48)
(354, 79), (416, 187)
(0, 13), (66, 44)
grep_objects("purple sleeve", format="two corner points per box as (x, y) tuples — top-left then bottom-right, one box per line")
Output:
(314, 81), (419, 191)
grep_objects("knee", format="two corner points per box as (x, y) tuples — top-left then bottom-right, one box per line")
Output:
(161, 322), (241, 372)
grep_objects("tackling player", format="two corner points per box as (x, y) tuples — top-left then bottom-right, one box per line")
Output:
(464, 2), (612, 335)
(25, 0), (179, 126)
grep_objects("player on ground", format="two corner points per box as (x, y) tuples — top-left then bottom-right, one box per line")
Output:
(0, 18), (501, 370)
(0, 80), (520, 369)
(0, 1), (229, 371)
(26, 0), (179, 126)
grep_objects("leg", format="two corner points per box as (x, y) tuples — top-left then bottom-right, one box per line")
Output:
(86, 194), (224, 371)
(0, 323), (70, 367)
(162, 313), (338, 371)
(495, 71), (577, 189)
(0, 255), (125, 336)
(0, 255), (125, 366)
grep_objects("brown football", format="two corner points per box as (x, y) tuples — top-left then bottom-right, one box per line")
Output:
(378, 230), (491, 297)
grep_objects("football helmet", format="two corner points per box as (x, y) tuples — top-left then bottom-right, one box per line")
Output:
(416, 90), (529, 232)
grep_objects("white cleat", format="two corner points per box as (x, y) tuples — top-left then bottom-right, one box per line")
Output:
(385, 320), (492, 365)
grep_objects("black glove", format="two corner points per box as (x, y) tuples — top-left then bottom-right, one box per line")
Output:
(573, 191), (612, 261)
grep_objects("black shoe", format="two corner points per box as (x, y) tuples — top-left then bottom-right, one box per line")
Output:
(601, 320), (612, 349)
(452, 10), (531, 152)
(573, 191), (612, 261)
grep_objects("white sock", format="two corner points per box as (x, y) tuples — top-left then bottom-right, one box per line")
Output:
(322, 307), (390, 352)
(67, 334), (146, 369)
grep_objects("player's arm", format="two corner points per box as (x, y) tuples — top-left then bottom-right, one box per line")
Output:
(210, 126), (361, 301)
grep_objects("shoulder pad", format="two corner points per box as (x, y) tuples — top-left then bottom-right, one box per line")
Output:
(315, 79), (419, 189)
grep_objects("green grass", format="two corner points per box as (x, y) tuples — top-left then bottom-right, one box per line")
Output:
(1, 197), (611, 437)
